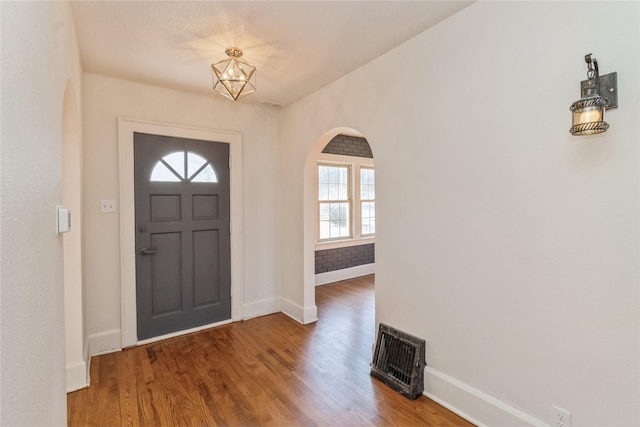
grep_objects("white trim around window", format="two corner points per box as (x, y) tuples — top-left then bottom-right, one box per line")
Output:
(315, 153), (374, 249)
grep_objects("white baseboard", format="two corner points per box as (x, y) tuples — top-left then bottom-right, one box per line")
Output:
(66, 360), (88, 393)
(84, 338), (91, 387)
(280, 297), (318, 325)
(243, 297), (281, 320)
(66, 337), (92, 393)
(88, 329), (122, 356)
(281, 297), (303, 323)
(315, 263), (375, 286)
(424, 366), (546, 426)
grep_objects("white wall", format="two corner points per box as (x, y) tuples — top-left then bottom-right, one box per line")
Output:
(61, 7), (88, 393)
(82, 74), (282, 351)
(279, 2), (639, 425)
(0, 1), (83, 425)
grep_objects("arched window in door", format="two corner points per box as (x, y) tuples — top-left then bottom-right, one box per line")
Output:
(150, 151), (218, 183)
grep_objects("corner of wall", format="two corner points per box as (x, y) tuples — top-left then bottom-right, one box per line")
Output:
(88, 329), (122, 356)
(280, 297), (318, 325)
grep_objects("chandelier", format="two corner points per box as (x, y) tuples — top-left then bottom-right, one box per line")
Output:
(211, 47), (256, 101)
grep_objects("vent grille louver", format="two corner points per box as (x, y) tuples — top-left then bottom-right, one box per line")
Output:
(370, 323), (426, 400)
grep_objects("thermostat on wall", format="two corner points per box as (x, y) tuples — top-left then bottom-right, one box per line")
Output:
(57, 206), (71, 234)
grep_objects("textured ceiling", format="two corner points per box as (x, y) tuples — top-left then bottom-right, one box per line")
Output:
(71, 1), (473, 107)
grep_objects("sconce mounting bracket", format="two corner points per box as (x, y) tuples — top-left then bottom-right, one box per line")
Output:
(581, 72), (618, 109)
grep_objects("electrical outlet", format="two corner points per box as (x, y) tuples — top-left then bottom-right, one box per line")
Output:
(552, 405), (571, 427)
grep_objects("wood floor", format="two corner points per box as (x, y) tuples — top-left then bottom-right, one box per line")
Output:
(68, 275), (473, 426)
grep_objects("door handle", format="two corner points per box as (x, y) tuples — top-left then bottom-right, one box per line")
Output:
(139, 247), (157, 255)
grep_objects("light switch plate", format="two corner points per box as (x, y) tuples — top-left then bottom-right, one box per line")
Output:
(100, 199), (116, 213)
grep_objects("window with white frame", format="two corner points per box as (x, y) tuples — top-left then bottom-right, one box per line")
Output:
(317, 160), (375, 242)
(360, 167), (375, 235)
(318, 164), (351, 240)
(150, 151), (218, 183)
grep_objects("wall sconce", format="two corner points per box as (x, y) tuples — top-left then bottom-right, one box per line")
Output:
(569, 54), (617, 136)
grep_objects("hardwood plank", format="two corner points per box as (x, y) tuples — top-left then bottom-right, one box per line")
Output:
(68, 275), (473, 426)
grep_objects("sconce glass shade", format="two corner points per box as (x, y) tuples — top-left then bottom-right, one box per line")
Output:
(211, 48), (256, 101)
(569, 83), (609, 136)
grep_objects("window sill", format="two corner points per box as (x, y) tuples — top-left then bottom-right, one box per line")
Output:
(315, 235), (375, 251)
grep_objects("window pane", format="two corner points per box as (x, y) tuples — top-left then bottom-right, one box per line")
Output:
(338, 182), (348, 200)
(360, 168), (375, 200)
(187, 152), (207, 179)
(338, 219), (349, 236)
(318, 166), (329, 184)
(150, 162), (181, 182)
(339, 167), (347, 184)
(360, 168), (375, 235)
(362, 185), (372, 200)
(361, 201), (375, 235)
(150, 151), (220, 183)
(318, 164), (351, 240)
(328, 183), (339, 200)
(319, 201), (350, 239)
(337, 202), (350, 238)
(163, 151), (185, 179)
(328, 167), (338, 183)
(191, 164), (218, 183)
(363, 218), (376, 235)
(319, 221), (331, 239)
(329, 220), (341, 238)
(318, 164), (349, 202)
(318, 184), (328, 201)
(338, 203), (348, 219)
(319, 203), (330, 221)
(362, 218), (370, 234)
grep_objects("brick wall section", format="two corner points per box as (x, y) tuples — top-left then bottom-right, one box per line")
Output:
(322, 134), (373, 158)
(315, 243), (375, 274)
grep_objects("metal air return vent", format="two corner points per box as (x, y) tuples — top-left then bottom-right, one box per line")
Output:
(370, 323), (426, 400)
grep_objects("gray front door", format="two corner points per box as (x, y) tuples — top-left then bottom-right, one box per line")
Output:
(134, 132), (231, 340)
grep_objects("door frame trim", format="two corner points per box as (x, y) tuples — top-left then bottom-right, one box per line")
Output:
(118, 118), (244, 348)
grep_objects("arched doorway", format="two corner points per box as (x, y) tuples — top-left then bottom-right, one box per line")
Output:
(302, 127), (375, 322)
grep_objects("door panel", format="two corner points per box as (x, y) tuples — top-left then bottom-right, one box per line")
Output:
(193, 229), (220, 307)
(150, 195), (182, 222)
(192, 195), (218, 220)
(150, 232), (182, 316)
(134, 132), (231, 340)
